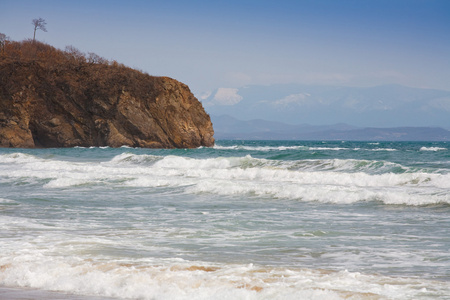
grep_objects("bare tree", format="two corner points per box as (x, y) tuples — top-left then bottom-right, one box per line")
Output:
(32, 18), (47, 41)
(64, 45), (87, 64)
(0, 33), (7, 44)
(0, 33), (9, 54)
(87, 52), (108, 64)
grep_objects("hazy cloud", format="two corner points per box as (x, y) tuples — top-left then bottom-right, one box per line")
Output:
(198, 91), (212, 101)
(212, 88), (243, 105)
(274, 93), (311, 107)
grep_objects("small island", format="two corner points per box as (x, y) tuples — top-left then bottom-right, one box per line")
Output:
(0, 39), (215, 148)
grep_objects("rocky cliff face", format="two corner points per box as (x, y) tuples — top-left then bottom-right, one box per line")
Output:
(0, 40), (214, 148)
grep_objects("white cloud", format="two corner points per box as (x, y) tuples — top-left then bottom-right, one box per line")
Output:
(197, 91), (212, 100)
(273, 93), (310, 107)
(212, 88), (243, 105)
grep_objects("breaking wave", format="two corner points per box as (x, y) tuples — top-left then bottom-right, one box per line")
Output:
(1, 256), (446, 300)
(1, 152), (449, 206)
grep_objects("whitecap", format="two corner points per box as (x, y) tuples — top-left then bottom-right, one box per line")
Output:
(420, 147), (447, 151)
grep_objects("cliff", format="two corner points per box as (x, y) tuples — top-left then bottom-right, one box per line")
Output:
(0, 40), (214, 148)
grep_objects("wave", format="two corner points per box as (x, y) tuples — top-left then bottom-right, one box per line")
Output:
(0, 152), (43, 164)
(420, 147), (448, 151)
(108, 152), (162, 165)
(0, 255), (447, 300)
(1, 152), (449, 206)
(213, 145), (398, 152)
(214, 144), (310, 151)
(109, 153), (440, 175)
(0, 198), (17, 205)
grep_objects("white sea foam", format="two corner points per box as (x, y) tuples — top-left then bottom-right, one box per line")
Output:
(44, 177), (100, 188)
(111, 155), (450, 205)
(213, 144), (365, 151)
(0, 198), (16, 204)
(1, 145), (449, 300)
(0, 152), (42, 164)
(420, 147), (447, 151)
(370, 148), (398, 151)
(0, 254), (447, 300)
(213, 145), (398, 152)
(213, 144), (309, 151)
(108, 152), (162, 165)
(1, 153), (449, 205)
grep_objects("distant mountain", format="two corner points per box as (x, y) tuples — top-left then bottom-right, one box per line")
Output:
(201, 84), (450, 129)
(211, 115), (450, 141)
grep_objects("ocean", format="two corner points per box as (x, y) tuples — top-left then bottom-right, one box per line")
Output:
(0, 140), (449, 299)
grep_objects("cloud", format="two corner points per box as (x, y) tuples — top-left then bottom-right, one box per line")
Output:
(212, 88), (243, 105)
(273, 93), (311, 107)
(197, 91), (212, 100)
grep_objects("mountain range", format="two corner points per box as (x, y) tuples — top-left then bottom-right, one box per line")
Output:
(200, 83), (450, 141)
(201, 84), (450, 129)
(210, 115), (450, 141)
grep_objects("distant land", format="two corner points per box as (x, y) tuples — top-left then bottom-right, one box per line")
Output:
(201, 84), (450, 129)
(211, 115), (450, 141)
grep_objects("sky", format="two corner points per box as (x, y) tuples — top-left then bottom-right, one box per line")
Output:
(1, 0), (450, 97)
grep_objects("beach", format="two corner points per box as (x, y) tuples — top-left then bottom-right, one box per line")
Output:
(1, 141), (449, 299)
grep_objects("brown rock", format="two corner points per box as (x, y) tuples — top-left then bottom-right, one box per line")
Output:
(0, 40), (214, 148)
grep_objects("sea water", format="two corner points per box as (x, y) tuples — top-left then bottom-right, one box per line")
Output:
(0, 140), (449, 299)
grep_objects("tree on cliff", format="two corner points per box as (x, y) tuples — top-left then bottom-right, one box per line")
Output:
(0, 33), (9, 54)
(0, 39), (215, 149)
(32, 18), (47, 41)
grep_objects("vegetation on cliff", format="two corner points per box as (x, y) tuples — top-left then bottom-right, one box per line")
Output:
(0, 39), (214, 148)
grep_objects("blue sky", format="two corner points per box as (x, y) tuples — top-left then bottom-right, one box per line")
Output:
(1, 0), (450, 96)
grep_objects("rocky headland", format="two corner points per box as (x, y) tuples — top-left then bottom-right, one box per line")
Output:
(0, 40), (214, 148)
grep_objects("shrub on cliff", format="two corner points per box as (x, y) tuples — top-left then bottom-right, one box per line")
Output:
(0, 39), (214, 148)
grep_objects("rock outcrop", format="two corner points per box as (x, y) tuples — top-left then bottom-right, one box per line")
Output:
(0, 40), (214, 148)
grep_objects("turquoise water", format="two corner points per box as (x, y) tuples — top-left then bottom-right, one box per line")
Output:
(0, 141), (449, 299)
